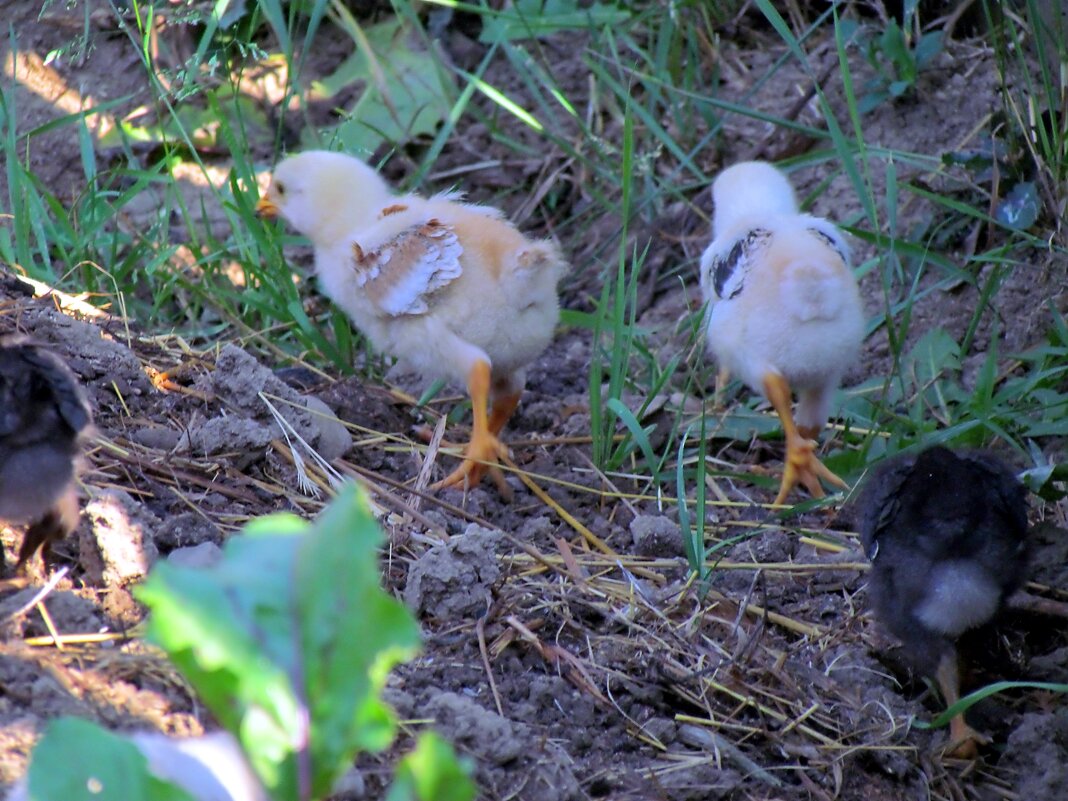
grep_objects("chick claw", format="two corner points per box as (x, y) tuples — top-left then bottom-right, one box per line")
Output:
(775, 434), (849, 506)
(942, 717), (990, 760)
(431, 430), (511, 498)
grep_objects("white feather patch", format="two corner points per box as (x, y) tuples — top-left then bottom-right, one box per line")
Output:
(351, 221), (464, 317)
(916, 561), (1002, 637)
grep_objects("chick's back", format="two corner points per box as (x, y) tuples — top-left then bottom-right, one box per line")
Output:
(860, 446), (1029, 671)
(426, 205), (567, 379)
(327, 197), (567, 383)
(704, 214), (863, 393)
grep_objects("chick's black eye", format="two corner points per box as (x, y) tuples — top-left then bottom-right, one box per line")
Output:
(276, 181), (287, 195)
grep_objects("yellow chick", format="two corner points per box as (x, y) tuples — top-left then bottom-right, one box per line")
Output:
(699, 162), (864, 505)
(256, 151), (568, 492)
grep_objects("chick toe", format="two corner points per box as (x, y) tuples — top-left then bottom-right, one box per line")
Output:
(432, 428), (510, 493)
(763, 372), (848, 505)
(775, 434), (848, 506)
(943, 717), (989, 760)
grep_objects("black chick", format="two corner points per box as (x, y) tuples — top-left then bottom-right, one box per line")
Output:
(859, 445), (1029, 758)
(0, 336), (92, 573)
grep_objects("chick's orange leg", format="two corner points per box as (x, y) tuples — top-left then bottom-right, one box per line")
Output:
(936, 651), (988, 759)
(762, 373), (848, 505)
(432, 360), (509, 492)
(488, 391), (522, 436)
(713, 366), (730, 410)
(413, 384), (517, 449)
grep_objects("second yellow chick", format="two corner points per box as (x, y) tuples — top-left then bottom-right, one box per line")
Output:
(699, 162), (864, 504)
(257, 151), (568, 492)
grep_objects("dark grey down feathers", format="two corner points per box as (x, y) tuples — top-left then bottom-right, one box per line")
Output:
(0, 336), (92, 570)
(859, 446), (1029, 674)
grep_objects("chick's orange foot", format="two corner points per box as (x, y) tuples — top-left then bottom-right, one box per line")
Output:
(429, 360), (514, 498)
(761, 372), (848, 505)
(776, 433), (849, 505)
(942, 717), (990, 760)
(431, 428), (511, 495)
(935, 651), (990, 761)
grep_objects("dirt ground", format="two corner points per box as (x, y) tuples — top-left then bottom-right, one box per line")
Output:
(2, 4), (1068, 801)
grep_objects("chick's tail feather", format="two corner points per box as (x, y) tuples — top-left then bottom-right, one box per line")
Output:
(516, 241), (569, 276)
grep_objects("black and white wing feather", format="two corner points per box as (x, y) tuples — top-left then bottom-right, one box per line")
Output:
(801, 215), (851, 266)
(700, 227), (772, 303)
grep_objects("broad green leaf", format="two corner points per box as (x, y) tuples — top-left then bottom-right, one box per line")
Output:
(136, 532), (305, 794)
(479, 0), (631, 44)
(137, 485), (421, 801)
(97, 85), (272, 151)
(904, 327), (960, 388)
(995, 181), (1041, 230)
(888, 79), (911, 97)
(858, 88), (889, 115)
(295, 488), (421, 791)
(27, 719), (193, 801)
(386, 734), (476, 801)
(1022, 419), (1068, 437)
(1019, 461), (1056, 494)
(709, 406), (783, 442)
(310, 18), (453, 154)
(914, 31), (944, 69)
(879, 22), (909, 68)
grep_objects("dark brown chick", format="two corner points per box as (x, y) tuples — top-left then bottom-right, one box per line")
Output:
(0, 336), (92, 573)
(859, 445), (1029, 759)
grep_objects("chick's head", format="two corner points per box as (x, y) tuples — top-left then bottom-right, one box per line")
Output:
(258, 151), (393, 246)
(0, 338), (90, 443)
(711, 161), (799, 239)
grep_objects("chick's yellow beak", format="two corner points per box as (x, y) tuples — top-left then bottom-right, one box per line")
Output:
(256, 196), (279, 218)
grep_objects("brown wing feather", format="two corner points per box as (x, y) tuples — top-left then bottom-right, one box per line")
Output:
(351, 219), (464, 317)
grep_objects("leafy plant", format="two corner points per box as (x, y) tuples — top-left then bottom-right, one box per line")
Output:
(20, 486), (476, 801)
(838, 317), (1068, 486)
(476, 0), (631, 44)
(309, 11), (454, 154)
(25, 719), (194, 801)
(983, 0), (1068, 236)
(847, 1), (944, 114)
(941, 137), (1041, 232)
